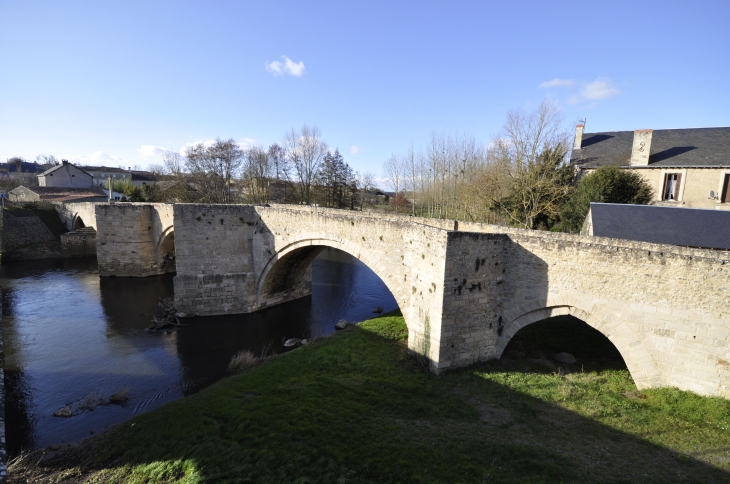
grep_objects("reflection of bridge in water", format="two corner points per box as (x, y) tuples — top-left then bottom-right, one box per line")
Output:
(60, 202), (730, 398)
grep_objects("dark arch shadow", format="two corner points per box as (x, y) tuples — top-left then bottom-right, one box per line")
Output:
(72, 215), (85, 231)
(157, 229), (176, 274)
(500, 315), (626, 372)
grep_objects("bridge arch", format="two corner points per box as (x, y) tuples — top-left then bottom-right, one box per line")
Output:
(256, 237), (411, 330)
(72, 214), (86, 231)
(156, 226), (176, 273)
(495, 304), (663, 390)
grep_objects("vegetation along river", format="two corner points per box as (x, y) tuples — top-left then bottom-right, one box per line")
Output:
(2, 248), (397, 456)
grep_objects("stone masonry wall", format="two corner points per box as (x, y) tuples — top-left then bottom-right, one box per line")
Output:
(0, 287), (6, 483)
(438, 225), (730, 397)
(252, 206), (450, 366)
(93, 203), (730, 396)
(171, 204), (450, 368)
(95, 203), (174, 277)
(173, 204), (260, 315)
(60, 227), (97, 256)
(55, 202), (99, 231)
(1, 210), (57, 253)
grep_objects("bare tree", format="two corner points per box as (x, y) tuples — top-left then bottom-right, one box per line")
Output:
(268, 143), (289, 181)
(488, 100), (574, 229)
(35, 154), (57, 165)
(284, 125), (328, 204)
(185, 138), (244, 204)
(383, 154), (403, 212)
(242, 146), (272, 203)
(162, 150), (185, 175)
(358, 171), (376, 210)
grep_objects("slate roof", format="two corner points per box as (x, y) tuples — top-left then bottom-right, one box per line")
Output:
(588, 202), (730, 250)
(570, 127), (730, 169)
(79, 165), (132, 173)
(38, 162), (93, 177)
(12, 186), (107, 202)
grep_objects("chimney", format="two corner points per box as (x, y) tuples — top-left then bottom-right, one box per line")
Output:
(630, 129), (653, 166)
(573, 124), (584, 150)
(62, 159), (68, 165)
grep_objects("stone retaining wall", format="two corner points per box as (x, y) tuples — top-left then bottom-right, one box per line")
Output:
(0, 288), (6, 483)
(60, 227), (97, 256)
(0, 210), (57, 253)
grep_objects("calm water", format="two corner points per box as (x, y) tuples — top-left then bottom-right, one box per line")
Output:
(2, 248), (397, 455)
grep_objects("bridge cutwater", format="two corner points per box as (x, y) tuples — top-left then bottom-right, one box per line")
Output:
(59, 202), (730, 398)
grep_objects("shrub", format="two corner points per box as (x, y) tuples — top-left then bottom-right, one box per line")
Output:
(559, 165), (654, 233)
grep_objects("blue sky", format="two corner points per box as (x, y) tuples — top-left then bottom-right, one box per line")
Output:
(2, 0), (729, 179)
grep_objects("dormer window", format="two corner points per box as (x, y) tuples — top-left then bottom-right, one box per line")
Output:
(663, 173), (681, 201)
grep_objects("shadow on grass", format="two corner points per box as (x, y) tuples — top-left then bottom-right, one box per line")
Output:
(10, 312), (730, 484)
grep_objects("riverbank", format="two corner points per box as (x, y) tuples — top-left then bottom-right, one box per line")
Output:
(8, 312), (730, 483)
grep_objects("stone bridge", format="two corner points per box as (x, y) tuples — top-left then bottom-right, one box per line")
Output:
(61, 202), (730, 398)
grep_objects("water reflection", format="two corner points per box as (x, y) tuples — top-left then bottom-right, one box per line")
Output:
(2, 248), (397, 455)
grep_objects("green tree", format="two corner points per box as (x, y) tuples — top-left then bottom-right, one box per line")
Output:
(487, 100), (575, 229)
(559, 165), (654, 233)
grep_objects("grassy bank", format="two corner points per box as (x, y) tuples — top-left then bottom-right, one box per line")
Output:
(9, 313), (730, 483)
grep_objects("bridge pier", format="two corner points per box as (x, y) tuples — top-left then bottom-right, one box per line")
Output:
(94, 203), (175, 277)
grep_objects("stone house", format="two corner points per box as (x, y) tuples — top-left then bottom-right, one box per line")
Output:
(80, 166), (156, 188)
(570, 125), (730, 210)
(9, 185), (107, 203)
(37, 160), (94, 188)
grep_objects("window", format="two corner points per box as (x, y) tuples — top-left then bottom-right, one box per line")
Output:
(662, 173), (682, 201)
(722, 174), (730, 203)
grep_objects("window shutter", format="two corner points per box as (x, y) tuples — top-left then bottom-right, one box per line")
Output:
(674, 173), (682, 201)
(722, 174), (730, 203)
(662, 173), (669, 200)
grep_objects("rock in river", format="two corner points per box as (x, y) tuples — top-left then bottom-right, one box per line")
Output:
(53, 406), (72, 418)
(284, 338), (301, 347)
(553, 352), (577, 364)
(335, 319), (349, 330)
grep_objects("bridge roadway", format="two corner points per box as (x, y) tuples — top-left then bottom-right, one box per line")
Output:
(60, 202), (730, 398)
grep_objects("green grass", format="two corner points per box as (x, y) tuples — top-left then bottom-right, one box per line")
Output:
(11, 313), (730, 483)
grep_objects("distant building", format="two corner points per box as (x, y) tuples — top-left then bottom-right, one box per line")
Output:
(37, 160), (94, 188)
(9, 185), (108, 203)
(570, 125), (730, 210)
(79, 166), (156, 188)
(583, 202), (730, 250)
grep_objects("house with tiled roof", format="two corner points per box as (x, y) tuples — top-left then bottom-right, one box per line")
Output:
(37, 160), (94, 188)
(9, 185), (108, 203)
(569, 125), (730, 210)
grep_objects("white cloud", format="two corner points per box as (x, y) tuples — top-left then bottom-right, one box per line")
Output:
(539, 78), (575, 89)
(566, 94), (581, 105)
(349, 145), (361, 155)
(580, 77), (620, 100)
(239, 137), (256, 149)
(265, 56), (306, 77)
(136, 145), (167, 159)
(68, 151), (131, 167)
(178, 138), (256, 155)
(178, 139), (217, 155)
(541, 76), (620, 105)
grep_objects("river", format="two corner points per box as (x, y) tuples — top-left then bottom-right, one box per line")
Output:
(2, 248), (397, 456)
